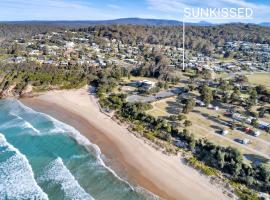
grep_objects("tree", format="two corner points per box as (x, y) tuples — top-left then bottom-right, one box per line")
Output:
(231, 87), (241, 103)
(220, 80), (230, 92)
(188, 133), (196, 151)
(184, 120), (192, 127)
(266, 126), (270, 134)
(200, 85), (213, 106)
(178, 114), (187, 121)
(231, 121), (236, 130)
(202, 69), (212, 80)
(259, 107), (266, 118)
(217, 150), (225, 169)
(249, 88), (257, 106)
(183, 98), (195, 114)
(251, 118), (259, 128)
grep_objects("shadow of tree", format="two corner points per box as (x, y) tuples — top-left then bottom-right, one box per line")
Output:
(166, 101), (181, 115)
(244, 154), (270, 164)
(210, 125), (222, 134)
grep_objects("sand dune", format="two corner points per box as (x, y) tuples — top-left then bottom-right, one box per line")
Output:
(21, 87), (230, 200)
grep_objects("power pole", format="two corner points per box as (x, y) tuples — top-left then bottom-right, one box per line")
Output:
(182, 20), (185, 71)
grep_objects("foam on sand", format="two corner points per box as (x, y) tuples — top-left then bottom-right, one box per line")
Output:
(0, 133), (48, 200)
(39, 157), (95, 200)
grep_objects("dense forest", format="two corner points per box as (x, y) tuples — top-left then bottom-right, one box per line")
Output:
(0, 24), (64, 40)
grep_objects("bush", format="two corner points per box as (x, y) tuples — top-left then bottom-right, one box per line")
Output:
(184, 120), (192, 127)
(178, 114), (187, 121)
(187, 157), (218, 176)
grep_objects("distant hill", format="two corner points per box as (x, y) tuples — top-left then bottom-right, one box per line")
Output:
(260, 22), (270, 27)
(3, 18), (270, 27)
(1, 18), (212, 27)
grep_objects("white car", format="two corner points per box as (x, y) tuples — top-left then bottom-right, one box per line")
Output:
(221, 129), (229, 135)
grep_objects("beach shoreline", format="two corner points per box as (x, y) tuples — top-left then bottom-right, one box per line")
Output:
(21, 88), (230, 200)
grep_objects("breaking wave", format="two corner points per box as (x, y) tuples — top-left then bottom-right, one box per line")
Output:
(0, 133), (48, 200)
(39, 157), (94, 200)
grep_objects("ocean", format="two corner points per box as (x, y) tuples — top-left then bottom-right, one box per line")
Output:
(0, 99), (158, 200)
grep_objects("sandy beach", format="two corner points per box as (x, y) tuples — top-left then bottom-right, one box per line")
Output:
(21, 87), (230, 200)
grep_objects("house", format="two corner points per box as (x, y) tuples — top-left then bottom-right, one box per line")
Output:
(65, 42), (75, 49)
(37, 56), (45, 64)
(44, 60), (53, 65)
(29, 50), (40, 56)
(60, 61), (68, 66)
(13, 56), (26, 63)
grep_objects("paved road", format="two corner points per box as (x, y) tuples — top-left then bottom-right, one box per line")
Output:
(127, 87), (186, 103)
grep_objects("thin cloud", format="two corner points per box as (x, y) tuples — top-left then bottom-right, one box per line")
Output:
(107, 4), (121, 9)
(0, 0), (115, 20)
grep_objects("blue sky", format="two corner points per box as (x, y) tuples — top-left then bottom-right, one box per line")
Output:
(0, 0), (270, 23)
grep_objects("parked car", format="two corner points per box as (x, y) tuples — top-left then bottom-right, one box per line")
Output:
(253, 130), (261, 137)
(221, 129), (229, 136)
(236, 138), (250, 145)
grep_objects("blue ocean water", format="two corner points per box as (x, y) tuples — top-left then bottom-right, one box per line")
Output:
(0, 99), (158, 200)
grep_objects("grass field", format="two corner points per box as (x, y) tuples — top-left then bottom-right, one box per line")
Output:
(146, 97), (177, 117)
(147, 98), (270, 160)
(215, 72), (230, 79)
(247, 73), (270, 88)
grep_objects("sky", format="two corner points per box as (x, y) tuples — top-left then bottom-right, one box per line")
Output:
(0, 0), (270, 23)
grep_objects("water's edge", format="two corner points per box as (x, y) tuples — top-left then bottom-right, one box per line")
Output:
(0, 99), (159, 200)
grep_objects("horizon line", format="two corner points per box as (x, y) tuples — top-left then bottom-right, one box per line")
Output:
(0, 17), (267, 24)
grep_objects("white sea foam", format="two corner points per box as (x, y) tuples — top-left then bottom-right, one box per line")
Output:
(0, 117), (21, 129)
(9, 112), (40, 134)
(21, 121), (40, 134)
(39, 157), (94, 200)
(0, 133), (48, 200)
